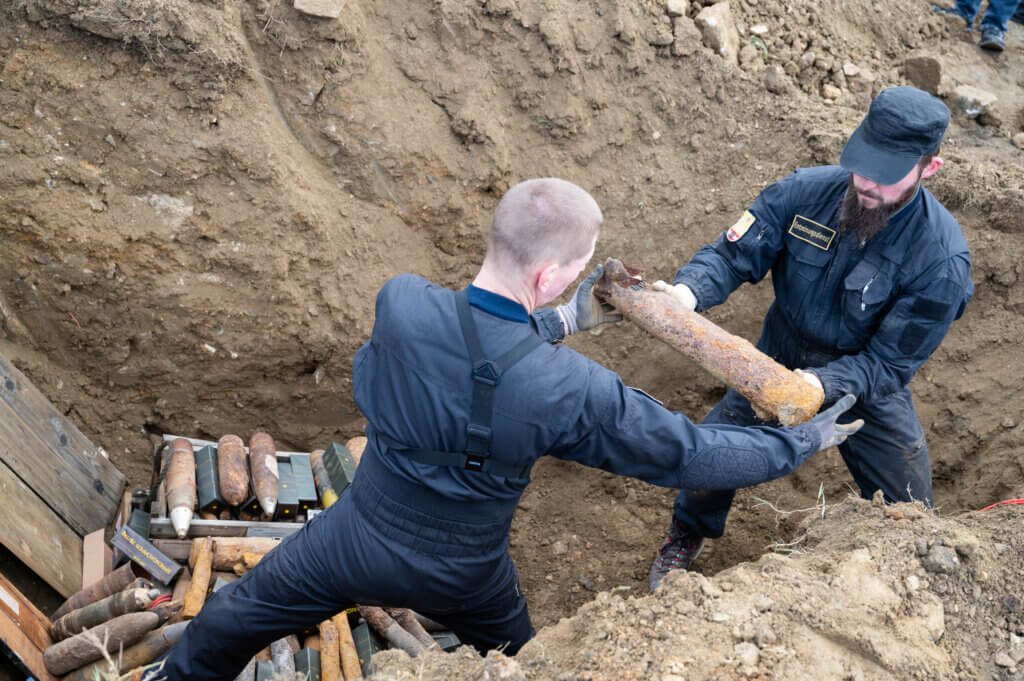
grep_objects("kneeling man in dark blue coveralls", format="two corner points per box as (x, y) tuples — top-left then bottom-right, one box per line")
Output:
(160, 177), (864, 680)
(648, 86), (974, 591)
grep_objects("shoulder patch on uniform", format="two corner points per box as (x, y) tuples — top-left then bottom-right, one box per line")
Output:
(726, 211), (756, 242)
(787, 215), (836, 251)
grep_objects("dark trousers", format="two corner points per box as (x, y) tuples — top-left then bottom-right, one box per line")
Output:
(672, 307), (933, 539)
(954, 0), (1022, 31)
(159, 482), (534, 681)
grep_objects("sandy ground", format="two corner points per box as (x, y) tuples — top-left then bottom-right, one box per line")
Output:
(1, 0), (1024, 678)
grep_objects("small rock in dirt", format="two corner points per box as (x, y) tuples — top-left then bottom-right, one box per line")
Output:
(1013, 133), (1024, 150)
(906, 574), (920, 591)
(915, 538), (929, 556)
(735, 642), (760, 666)
(755, 623), (777, 647)
(1004, 594), (1022, 613)
(749, 24), (768, 35)
(950, 85), (997, 118)
(552, 540), (568, 555)
(921, 545), (959, 574)
(843, 62), (860, 77)
(484, 652), (526, 680)
(756, 595), (774, 612)
(648, 18), (676, 46)
(822, 83), (842, 100)
(904, 54), (942, 95)
(695, 2), (740, 65)
(994, 652), (1015, 668)
(666, 0), (688, 17)
(293, 0), (345, 19)
(672, 16), (703, 57)
(764, 65), (789, 93)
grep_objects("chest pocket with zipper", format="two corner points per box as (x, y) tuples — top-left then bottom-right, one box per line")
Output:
(838, 255), (897, 351)
(777, 235), (835, 327)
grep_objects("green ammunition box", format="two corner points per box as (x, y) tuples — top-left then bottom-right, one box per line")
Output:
(129, 508), (151, 538)
(239, 494), (262, 516)
(110, 524), (183, 585)
(323, 442), (358, 494)
(293, 647), (321, 681)
(274, 460), (299, 521)
(289, 453), (318, 514)
(352, 620), (385, 677)
(431, 631), (461, 652)
(196, 445), (226, 515)
(255, 661), (277, 681)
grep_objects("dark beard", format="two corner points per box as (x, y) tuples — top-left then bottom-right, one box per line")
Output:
(838, 175), (920, 244)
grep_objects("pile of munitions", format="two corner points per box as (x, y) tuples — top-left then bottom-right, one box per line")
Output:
(42, 433), (458, 681)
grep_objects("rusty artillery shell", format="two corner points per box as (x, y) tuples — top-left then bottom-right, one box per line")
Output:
(333, 612), (363, 680)
(309, 449), (338, 508)
(63, 621), (188, 680)
(167, 438), (197, 538)
(344, 436), (367, 466)
(271, 637), (296, 676)
(50, 563), (147, 621)
(51, 587), (157, 640)
(593, 258), (824, 426)
(43, 611), (160, 676)
(217, 434), (250, 506)
(385, 608), (441, 653)
(183, 537), (214, 618)
(248, 432), (280, 516)
(357, 605), (426, 658)
(319, 620), (341, 681)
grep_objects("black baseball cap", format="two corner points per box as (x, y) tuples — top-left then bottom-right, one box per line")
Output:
(839, 86), (950, 186)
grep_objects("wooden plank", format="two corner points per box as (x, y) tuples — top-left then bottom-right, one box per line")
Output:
(149, 518), (303, 539)
(0, 571), (53, 654)
(0, 460), (82, 597)
(0, 602), (59, 681)
(0, 353), (124, 534)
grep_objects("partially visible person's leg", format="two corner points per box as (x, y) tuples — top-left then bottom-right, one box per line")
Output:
(837, 387), (933, 506)
(978, 0), (1021, 49)
(933, 0), (984, 27)
(650, 389), (760, 590)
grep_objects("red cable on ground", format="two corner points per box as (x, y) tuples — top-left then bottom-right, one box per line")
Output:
(978, 499), (1024, 512)
(148, 593), (174, 609)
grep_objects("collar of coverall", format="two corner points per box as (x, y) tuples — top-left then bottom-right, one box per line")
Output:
(467, 284), (531, 323)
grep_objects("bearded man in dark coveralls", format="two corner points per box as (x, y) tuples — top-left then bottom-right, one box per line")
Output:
(648, 86), (974, 591)
(157, 178), (863, 680)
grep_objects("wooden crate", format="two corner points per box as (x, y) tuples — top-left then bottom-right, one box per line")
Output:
(0, 351), (127, 680)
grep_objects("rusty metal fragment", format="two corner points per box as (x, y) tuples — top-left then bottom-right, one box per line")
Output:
(593, 258), (823, 426)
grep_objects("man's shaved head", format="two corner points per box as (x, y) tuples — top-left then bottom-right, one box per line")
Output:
(488, 178), (603, 273)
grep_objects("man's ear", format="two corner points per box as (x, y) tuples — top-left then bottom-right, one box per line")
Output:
(921, 156), (943, 180)
(535, 261), (561, 300)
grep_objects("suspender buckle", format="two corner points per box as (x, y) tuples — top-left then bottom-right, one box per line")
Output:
(466, 424), (492, 442)
(472, 361), (500, 387)
(464, 454), (486, 471)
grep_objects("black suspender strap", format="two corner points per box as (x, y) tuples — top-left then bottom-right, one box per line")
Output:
(378, 289), (543, 479)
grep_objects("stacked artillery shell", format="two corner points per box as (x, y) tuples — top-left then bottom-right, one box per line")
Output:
(385, 608), (441, 653)
(62, 621), (188, 680)
(218, 434), (250, 506)
(310, 449), (338, 508)
(51, 588), (158, 640)
(593, 258), (824, 426)
(183, 537), (214, 618)
(344, 436), (367, 465)
(51, 563), (147, 621)
(357, 605), (426, 657)
(319, 620), (341, 681)
(167, 438), (198, 538)
(43, 611), (160, 676)
(270, 637), (296, 676)
(332, 612), (363, 680)
(249, 432), (280, 516)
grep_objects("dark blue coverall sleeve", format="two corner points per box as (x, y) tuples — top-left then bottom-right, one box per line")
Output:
(547, 363), (823, 490)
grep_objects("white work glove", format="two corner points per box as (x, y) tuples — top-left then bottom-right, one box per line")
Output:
(794, 368), (824, 396)
(651, 280), (697, 311)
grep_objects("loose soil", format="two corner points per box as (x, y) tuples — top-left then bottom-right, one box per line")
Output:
(1, 0), (1023, 679)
